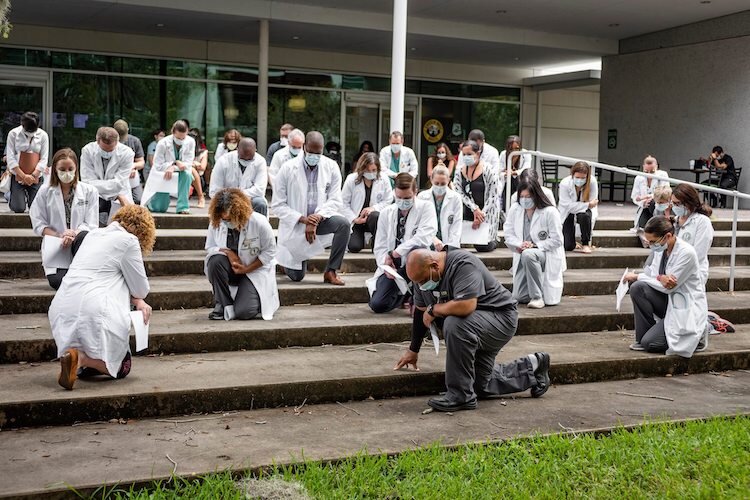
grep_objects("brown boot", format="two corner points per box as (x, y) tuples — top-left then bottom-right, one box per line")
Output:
(58, 348), (79, 390)
(323, 270), (345, 286)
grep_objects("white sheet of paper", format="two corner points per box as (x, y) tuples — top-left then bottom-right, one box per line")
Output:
(145, 169), (179, 196)
(460, 221), (490, 245)
(429, 324), (440, 356)
(130, 310), (150, 352)
(616, 268), (630, 312)
(378, 264), (408, 295)
(41, 235), (73, 270)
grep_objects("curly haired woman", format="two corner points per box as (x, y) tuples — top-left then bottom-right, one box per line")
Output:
(49, 204), (155, 390)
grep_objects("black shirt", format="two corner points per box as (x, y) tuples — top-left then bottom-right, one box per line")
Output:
(226, 228), (240, 254)
(410, 247), (516, 352)
(363, 183), (372, 213)
(462, 170), (485, 221)
(718, 154), (736, 180)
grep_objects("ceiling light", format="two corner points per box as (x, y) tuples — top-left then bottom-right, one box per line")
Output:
(700, 1), (711, 3)
(513, 57), (520, 61)
(496, 9), (507, 14)
(608, 23), (620, 27)
(410, 47), (417, 51)
(292, 36), (300, 40)
(155, 23), (165, 28)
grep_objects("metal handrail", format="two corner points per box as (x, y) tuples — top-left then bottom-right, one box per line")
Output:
(505, 150), (746, 292)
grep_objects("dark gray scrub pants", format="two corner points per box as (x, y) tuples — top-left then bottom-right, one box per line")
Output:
(438, 306), (537, 403)
(284, 215), (350, 281)
(629, 280), (669, 353)
(206, 254), (261, 319)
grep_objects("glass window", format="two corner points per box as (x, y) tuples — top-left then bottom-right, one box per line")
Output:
(207, 64), (258, 83)
(167, 60), (206, 79)
(471, 101), (520, 149)
(206, 83), (258, 154)
(122, 57), (160, 76)
(51, 52), (123, 72)
(267, 88), (341, 153)
(167, 80), (206, 136)
(268, 70), (337, 89)
(52, 72), (161, 155)
(0, 47), (51, 67)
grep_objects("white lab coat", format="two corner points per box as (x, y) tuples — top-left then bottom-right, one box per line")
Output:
(271, 155), (343, 270)
(676, 212), (714, 285)
(630, 171), (669, 229)
(4, 126), (49, 174)
(379, 146), (419, 179)
(48, 222), (150, 377)
(209, 151), (267, 199)
(637, 238), (708, 358)
(366, 198), (438, 295)
(417, 187), (463, 248)
(80, 142), (135, 202)
(498, 149), (532, 178)
(140, 135), (196, 207)
(269, 146), (299, 181)
(204, 213), (279, 320)
(457, 142), (501, 175)
(214, 143), (231, 163)
(557, 175), (599, 231)
(341, 173), (394, 224)
(503, 203), (566, 305)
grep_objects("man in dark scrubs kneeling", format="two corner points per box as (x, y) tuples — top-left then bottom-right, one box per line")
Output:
(395, 247), (551, 412)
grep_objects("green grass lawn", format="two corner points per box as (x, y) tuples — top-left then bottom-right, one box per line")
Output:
(102, 416), (749, 499)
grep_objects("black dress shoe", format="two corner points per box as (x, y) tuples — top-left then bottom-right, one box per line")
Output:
(531, 352), (551, 398)
(427, 396), (477, 412)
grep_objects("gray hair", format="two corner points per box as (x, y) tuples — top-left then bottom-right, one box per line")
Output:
(288, 128), (305, 143)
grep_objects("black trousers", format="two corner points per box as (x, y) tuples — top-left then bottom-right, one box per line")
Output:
(348, 211), (380, 253)
(637, 201), (656, 229)
(369, 267), (409, 314)
(46, 231), (89, 290)
(562, 210), (592, 250)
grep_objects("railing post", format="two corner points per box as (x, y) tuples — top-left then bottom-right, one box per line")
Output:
(505, 153), (513, 213)
(730, 192), (739, 293)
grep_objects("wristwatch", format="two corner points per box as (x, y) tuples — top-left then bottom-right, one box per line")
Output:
(426, 304), (435, 318)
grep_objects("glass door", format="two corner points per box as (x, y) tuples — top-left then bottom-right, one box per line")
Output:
(344, 103), (379, 176)
(380, 106), (417, 150)
(0, 80), (46, 169)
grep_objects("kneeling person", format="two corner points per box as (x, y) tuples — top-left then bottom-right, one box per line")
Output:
(205, 188), (280, 321)
(367, 173), (437, 313)
(395, 248), (551, 412)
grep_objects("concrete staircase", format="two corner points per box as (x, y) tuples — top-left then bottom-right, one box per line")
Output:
(0, 207), (748, 498)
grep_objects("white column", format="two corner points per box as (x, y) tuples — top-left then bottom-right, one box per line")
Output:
(389, 0), (408, 134)
(257, 19), (269, 154)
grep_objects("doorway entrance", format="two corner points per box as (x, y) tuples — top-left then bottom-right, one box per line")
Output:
(0, 68), (51, 166)
(342, 93), (418, 176)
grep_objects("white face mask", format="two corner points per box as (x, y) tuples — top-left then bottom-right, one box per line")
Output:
(173, 137), (184, 146)
(280, 137), (289, 147)
(289, 146), (301, 157)
(226, 142), (238, 151)
(395, 197), (414, 211)
(238, 158), (251, 168)
(57, 169), (76, 184)
(573, 177), (587, 187)
(222, 220), (236, 230)
(436, 152), (446, 159)
(390, 144), (402, 154)
(519, 197), (535, 209)
(99, 147), (113, 159)
(463, 155), (476, 167)
(432, 185), (447, 196)
(655, 203), (669, 213)
(672, 205), (687, 217)
(363, 172), (377, 181)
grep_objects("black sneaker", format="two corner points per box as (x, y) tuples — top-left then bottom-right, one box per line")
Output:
(208, 305), (224, 321)
(427, 396), (477, 412)
(530, 352), (550, 398)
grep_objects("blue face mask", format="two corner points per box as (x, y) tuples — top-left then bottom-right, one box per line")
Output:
(222, 220), (236, 230)
(655, 203), (669, 213)
(432, 185), (447, 196)
(99, 147), (113, 159)
(650, 236), (668, 253)
(289, 147), (301, 157)
(573, 177), (587, 187)
(519, 197), (534, 209)
(395, 197), (414, 211)
(672, 205), (687, 217)
(364, 172), (377, 181)
(305, 153), (321, 167)
(463, 155), (476, 167)
(419, 268), (440, 291)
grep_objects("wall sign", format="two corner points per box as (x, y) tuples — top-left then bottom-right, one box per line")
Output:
(423, 119), (444, 143)
(607, 129), (617, 149)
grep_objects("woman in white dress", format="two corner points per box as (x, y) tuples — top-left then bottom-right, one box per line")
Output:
(29, 148), (99, 289)
(49, 204), (155, 390)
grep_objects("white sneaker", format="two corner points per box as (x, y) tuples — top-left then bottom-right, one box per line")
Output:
(527, 299), (546, 309)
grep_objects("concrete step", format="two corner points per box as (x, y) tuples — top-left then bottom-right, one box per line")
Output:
(0, 328), (747, 430)
(3, 267), (750, 316)
(3, 227), (749, 252)
(1, 210), (745, 232)
(1, 370), (747, 499)
(4, 246), (750, 280)
(2, 292), (749, 364)
(0, 212), (280, 230)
